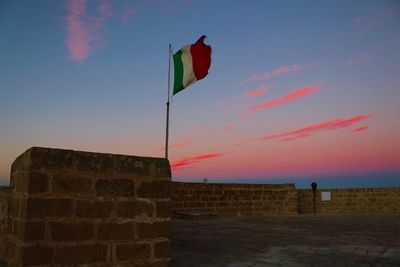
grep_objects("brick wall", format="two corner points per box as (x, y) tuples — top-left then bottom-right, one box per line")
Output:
(4, 147), (171, 267)
(171, 182), (298, 216)
(0, 186), (10, 261)
(298, 188), (400, 214)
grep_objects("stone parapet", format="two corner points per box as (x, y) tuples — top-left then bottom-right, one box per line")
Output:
(171, 182), (298, 216)
(298, 188), (400, 214)
(0, 186), (10, 261)
(3, 147), (171, 267)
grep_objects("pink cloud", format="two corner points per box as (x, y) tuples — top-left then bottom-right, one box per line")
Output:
(255, 114), (372, 142)
(147, 0), (190, 16)
(168, 140), (196, 150)
(381, 4), (400, 19)
(65, 0), (113, 62)
(121, 3), (137, 24)
(249, 85), (318, 110)
(240, 65), (301, 84)
(171, 153), (223, 169)
(352, 126), (369, 133)
(347, 53), (373, 64)
(196, 124), (206, 130)
(352, 17), (373, 32)
(246, 84), (271, 97)
(223, 124), (235, 131)
(234, 142), (246, 146)
(279, 133), (313, 142)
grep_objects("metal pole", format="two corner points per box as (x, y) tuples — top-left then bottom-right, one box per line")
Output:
(165, 44), (172, 159)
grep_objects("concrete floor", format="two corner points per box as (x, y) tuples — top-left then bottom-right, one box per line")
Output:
(171, 214), (400, 267)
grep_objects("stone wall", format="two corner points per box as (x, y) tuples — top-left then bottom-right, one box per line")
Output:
(0, 186), (10, 261)
(171, 182), (298, 216)
(298, 188), (400, 214)
(3, 147), (171, 267)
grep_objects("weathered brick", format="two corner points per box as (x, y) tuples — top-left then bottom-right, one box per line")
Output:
(114, 156), (170, 177)
(97, 222), (134, 240)
(137, 180), (170, 199)
(5, 240), (17, 264)
(116, 243), (151, 261)
(54, 244), (107, 264)
(7, 218), (24, 240)
(135, 260), (169, 267)
(75, 152), (114, 173)
(76, 200), (113, 218)
(24, 221), (46, 242)
(30, 147), (74, 171)
(21, 245), (54, 265)
(12, 171), (29, 193)
(51, 222), (94, 241)
(155, 201), (171, 218)
(26, 197), (74, 219)
(137, 221), (169, 239)
(117, 200), (153, 218)
(154, 240), (170, 259)
(52, 174), (93, 195)
(28, 172), (49, 194)
(7, 197), (20, 217)
(95, 179), (135, 197)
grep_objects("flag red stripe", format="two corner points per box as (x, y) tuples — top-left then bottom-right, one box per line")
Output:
(190, 35), (212, 81)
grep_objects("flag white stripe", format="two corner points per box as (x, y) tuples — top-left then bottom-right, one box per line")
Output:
(181, 45), (198, 88)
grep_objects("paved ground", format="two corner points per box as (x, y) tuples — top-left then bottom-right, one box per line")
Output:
(171, 214), (400, 267)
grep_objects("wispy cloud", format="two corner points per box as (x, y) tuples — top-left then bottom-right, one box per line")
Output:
(240, 65), (301, 84)
(171, 153), (223, 169)
(279, 133), (313, 142)
(380, 3), (400, 19)
(352, 126), (369, 133)
(249, 85), (318, 110)
(255, 114), (372, 142)
(65, 0), (113, 62)
(246, 84), (270, 97)
(147, 0), (190, 16)
(352, 17), (374, 32)
(121, 2), (137, 24)
(347, 52), (373, 64)
(169, 140), (196, 150)
(223, 124), (235, 131)
(196, 124), (206, 130)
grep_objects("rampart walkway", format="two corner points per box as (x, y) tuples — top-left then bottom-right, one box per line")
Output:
(171, 214), (400, 267)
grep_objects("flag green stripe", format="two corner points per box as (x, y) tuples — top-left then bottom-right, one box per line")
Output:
(173, 50), (184, 95)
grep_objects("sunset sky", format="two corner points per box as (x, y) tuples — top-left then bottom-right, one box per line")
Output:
(1, 0), (399, 188)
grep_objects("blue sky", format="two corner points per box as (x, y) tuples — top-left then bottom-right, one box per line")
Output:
(0, 0), (399, 188)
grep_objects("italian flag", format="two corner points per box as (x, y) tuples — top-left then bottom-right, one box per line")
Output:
(173, 35), (212, 95)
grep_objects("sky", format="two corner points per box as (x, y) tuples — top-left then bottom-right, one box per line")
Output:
(1, 0), (399, 188)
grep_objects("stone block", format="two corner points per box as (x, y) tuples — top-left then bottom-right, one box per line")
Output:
(137, 180), (170, 199)
(154, 240), (170, 259)
(116, 243), (151, 261)
(155, 201), (171, 218)
(50, 222), (94, 241)
(54, 244), (107, 264)
(28, 172), (49, 194)
(24, 221), (46, 242)
(26, 197), (74, 219)
(95, 179), (135, 197)
(74, 152), (114, 173)
(76, 200), (113, 218)
(137, 221), (169, 239)
(21, 245), (54, 265)
(97, 222), (134, 241)
(117, 200), (153, 218)
(51, 174), (93, 195)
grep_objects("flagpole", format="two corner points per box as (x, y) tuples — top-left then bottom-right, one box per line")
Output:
(165, 44), (172, 159)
